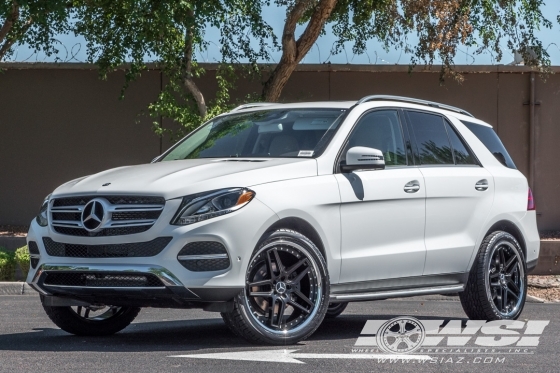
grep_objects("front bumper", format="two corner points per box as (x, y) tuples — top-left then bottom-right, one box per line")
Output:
(31, 263), (242, 308)
(26, 197), (278, 307)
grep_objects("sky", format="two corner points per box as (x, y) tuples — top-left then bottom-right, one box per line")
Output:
(8, 2), (560, 66)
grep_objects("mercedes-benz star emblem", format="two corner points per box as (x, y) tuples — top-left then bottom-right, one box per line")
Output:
(275, 282), (287, 294)
(81, 199), (107, 232)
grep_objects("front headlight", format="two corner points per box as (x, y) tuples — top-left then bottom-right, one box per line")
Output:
(36, 194), (51, 227)
(171, 188), (255, 226)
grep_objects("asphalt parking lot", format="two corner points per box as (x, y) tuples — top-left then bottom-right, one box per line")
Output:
(0, 295), (558, 373)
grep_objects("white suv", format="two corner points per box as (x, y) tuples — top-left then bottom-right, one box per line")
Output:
(27, 95), (539, 344)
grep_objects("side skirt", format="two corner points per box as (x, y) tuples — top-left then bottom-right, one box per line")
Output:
(329, 273), (467, 303)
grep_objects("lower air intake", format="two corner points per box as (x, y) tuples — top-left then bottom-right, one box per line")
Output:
(177, 241), (230, 272)
(43, 272), (164, 287)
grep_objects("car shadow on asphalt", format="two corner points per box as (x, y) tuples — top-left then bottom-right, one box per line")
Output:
(0, 313), (467, 353)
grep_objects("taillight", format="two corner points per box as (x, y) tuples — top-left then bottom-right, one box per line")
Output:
(527, 188), (536, 211)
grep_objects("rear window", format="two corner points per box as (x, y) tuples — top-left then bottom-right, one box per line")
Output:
(462, 121), (516, 169)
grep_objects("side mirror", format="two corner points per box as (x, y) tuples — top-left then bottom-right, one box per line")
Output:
(341, 146), (385, 173)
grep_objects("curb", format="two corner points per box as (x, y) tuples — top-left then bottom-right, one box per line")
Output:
(0, 282), (36, 296)
(526, 294), (546, 303)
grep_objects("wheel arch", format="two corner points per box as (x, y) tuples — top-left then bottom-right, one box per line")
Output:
(262, 217), (327, 262)
(483, 220), (527, 259)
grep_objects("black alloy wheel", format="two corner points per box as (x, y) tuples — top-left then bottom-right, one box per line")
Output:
(245, 243), (320, 330)
(460, 231), (527, 320)
(222, 229), (329, 344)
(487, 240), (525, 317)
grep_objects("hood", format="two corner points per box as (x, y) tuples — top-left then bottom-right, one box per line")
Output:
(52, 158), (317, 199)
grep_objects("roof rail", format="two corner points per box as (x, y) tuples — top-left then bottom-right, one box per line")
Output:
(356, 95), (474, 117)
(229, 102), (279, 113)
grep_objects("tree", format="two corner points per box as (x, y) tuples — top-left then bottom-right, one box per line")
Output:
(262, 0), (552, 102)
(261, 0), (338, 102)
(75, 0), (275, 139)
(0, 0), (72, 62)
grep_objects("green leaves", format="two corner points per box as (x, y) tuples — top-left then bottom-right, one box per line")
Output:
(75, 0), (275, 139)
(329, 0), (553, 80)
(0, 0), (73, 61)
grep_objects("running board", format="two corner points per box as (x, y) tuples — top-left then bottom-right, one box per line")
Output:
(329, 284), (464, 303)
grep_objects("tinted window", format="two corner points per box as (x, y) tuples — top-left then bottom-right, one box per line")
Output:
(161, 109), (346, 160)
(462, 121), (516, 169)
(344, 110), (407, 166)
(444, 121), (477, 165)
(408, 111), (454, 165)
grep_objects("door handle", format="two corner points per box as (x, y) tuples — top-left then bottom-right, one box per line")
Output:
(404, 180), (421, 193)
(475, 179), (489, 191)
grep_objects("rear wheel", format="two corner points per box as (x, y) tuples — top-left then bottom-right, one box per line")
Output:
(460, 231), (526, 320)
(221, 229), (329, 344)
(43, 304), (141, 336)
(325, 302), (348, 319)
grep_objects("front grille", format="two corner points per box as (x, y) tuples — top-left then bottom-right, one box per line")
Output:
(52, 225), (151, 237)
(43, 272), (163, 287)
(30, 258), (39, 269)
(42, 237), (172, 258)
(111, 211), (162, 221)
(50, 195), (165, 237)
(53, 196), (165, 207)
(178, 241), (230, 272)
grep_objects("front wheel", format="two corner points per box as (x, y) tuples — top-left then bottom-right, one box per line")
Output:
(43, 304), (141, 336)
(460, 231), (527, 320)
(222, 229), (330, 344)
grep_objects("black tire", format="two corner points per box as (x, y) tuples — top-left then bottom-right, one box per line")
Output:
(325, 302), (348, 319)
(221, 229), (330, 345)
(43, 304), (141, 336)
(459, 231), (527, 320)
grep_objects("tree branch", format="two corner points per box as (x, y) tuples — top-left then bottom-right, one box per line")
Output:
(0, 1), (20, 61)
(0, 1), (19, 44)
(263, 0), (338, 102)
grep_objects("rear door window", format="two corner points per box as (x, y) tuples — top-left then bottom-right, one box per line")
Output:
(462, 121), (516, 169)
(406, 111), (454, 165)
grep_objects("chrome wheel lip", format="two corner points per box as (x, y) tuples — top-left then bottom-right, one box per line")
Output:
(486, 240), (525, 318)
(244, 240), (323, 336)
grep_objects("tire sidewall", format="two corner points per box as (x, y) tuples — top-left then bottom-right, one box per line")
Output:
(236, 230), (330, 344)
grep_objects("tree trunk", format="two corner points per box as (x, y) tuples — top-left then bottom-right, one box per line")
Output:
(0, 1), (20, 61)
(182, 9), (207, 118)
(262, 0), (337, 102)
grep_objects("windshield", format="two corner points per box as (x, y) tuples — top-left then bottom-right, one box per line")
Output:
(160, 108), (347, 161)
